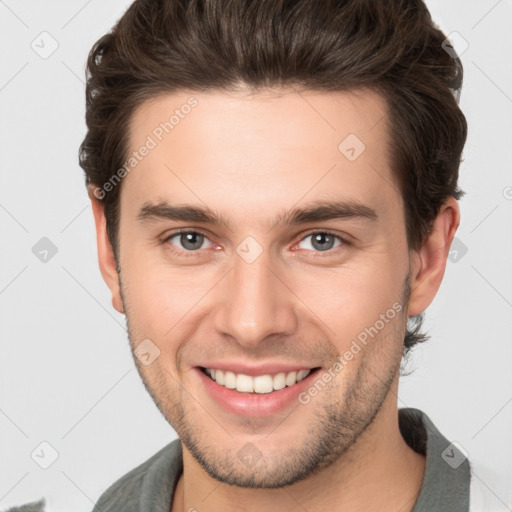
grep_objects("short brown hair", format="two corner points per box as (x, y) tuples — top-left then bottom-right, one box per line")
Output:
(79, 0), (467, 354)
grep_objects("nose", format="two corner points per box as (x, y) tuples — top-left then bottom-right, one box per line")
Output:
(213, 243), (298, 349)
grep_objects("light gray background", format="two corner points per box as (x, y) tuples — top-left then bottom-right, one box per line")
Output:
(1, 1), (511, 510)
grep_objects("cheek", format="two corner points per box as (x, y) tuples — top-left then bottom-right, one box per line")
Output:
(120, 253), (215, 342)
(291, 255), (406, 348)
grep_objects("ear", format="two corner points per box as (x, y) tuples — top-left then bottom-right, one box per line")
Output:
(88, 186), (125, 314)
(407, 196), (460, 316)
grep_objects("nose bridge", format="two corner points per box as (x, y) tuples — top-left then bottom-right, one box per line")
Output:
(213, 239), (296, 346)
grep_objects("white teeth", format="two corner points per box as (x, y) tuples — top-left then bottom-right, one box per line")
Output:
(236, 374), (253, 393)
(215, 369), (225, 385)
(253, 375), (274, 394)
(273, 372), (286, 390)
(224, 371), (236, 389)
(297, 369), (310, 382)
(205, 368), (312, 393)
(285, 371), (297, 386)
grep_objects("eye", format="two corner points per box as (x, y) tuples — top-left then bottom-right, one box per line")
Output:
(162, 229), (348, 258)
(164, 230), (213, 254)
(297, 231), (345, 253)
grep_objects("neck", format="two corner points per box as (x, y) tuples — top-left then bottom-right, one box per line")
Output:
(171, 378), (426, 512)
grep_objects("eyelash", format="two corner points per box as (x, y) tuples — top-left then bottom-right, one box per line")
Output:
(162, 229), (350, 259)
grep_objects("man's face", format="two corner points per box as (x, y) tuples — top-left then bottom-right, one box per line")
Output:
(115, 88), (412, 487)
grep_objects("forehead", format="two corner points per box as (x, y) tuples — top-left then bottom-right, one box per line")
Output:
(130, 87), (389, 156)
(122, 88), (400, 227)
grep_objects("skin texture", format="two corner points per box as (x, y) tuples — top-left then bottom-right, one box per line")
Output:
(90, 87), (459, 511)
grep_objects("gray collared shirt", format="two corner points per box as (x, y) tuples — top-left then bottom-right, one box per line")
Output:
(88, 407), (470, 512)
(4, 408), (471, 512)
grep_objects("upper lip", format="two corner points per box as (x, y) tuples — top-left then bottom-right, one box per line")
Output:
(195, 361), (320, 376)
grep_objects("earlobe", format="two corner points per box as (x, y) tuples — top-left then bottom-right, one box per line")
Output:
(88, 187), (125, 315)
(407, 197), (460, 317)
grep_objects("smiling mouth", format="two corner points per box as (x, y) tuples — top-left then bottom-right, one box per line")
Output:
(199, 367), (322, 394)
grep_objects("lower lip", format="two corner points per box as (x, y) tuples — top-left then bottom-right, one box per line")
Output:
(195, 367), (321, 417)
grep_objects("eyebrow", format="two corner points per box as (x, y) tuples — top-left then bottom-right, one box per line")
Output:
(136, 199), (378, 230)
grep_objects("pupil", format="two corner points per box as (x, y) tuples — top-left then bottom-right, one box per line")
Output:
(182, 233), (202, 250)
(314, 233), (333, 251)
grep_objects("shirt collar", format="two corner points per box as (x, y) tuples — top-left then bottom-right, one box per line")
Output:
(139, 407), (470, 511)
